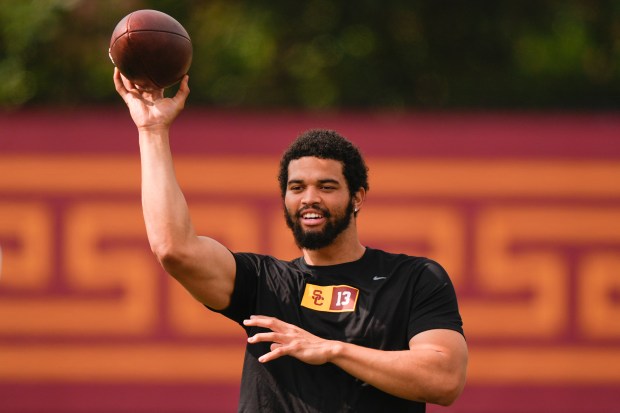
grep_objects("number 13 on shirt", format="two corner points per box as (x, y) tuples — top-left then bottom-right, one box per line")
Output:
(301, 283), (359, 312)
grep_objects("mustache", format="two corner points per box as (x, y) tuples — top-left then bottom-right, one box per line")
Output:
(296, 204), (331, 218)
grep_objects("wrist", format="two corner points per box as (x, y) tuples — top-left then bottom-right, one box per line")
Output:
(327, 340), (346, 363)
(138, 126), (171, 143)
(138, 129), (172, 154)
(138, 124), (170, 135)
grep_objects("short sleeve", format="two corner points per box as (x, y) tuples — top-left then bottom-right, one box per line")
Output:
(407, 260), (464, 340)
(209, 252), (260, 326)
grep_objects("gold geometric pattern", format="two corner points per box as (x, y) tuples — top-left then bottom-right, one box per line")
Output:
(1, 155), (619, 384)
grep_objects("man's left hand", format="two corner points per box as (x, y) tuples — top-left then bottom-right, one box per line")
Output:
(244, 315), (337, 365)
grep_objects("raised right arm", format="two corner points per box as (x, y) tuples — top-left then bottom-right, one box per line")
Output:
(114, 68), (236, 309)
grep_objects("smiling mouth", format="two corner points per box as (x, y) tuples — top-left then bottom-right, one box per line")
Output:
(302, 212), (323, 220)
(297, 208), (329, 227)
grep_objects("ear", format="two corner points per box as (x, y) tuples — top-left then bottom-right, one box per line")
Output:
(352, 187), (366, 214)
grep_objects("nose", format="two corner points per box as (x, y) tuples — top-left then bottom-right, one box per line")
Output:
(301, 186), (321, 207)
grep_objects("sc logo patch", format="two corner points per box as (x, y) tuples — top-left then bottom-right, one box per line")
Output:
(301, 283), (359, 312)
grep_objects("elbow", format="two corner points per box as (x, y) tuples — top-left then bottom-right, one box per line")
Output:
(151, 240), (187, 271)
(434, 381), (465, 406)
(401, 369), (466, 406)
(431, 343), (468, 406)
(431, 370), (467, 406)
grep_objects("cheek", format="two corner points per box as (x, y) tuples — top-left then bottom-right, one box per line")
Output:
(333, 198), (354, 216)
(283, 195), (297, 213)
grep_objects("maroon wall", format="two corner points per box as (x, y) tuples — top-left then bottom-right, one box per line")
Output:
(1, 108), (619, 412)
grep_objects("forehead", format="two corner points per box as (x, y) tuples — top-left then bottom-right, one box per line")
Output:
(287, 156), (345, 181)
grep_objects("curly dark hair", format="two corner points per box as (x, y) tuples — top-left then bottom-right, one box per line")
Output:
(278, 129), (369, 198)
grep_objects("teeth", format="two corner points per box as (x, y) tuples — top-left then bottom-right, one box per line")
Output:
(303, 213), (322, 219)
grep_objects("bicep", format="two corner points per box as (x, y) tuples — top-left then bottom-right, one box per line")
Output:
(162, 235), (236, 309)
(409, 329), (468, 376)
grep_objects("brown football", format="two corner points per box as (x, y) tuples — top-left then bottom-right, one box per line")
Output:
(109, 9), (192, 90)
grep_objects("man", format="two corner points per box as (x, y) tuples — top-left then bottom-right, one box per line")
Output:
(114, 68), (468, 412)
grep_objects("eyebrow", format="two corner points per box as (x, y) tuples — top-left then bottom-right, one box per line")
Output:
(287, 178), (341, 185)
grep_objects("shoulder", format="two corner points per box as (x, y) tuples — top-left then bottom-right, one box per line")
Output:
(419, 259), (451, 284)
(367, 248), (453, 286)
(233, 251), (305, 276)
(367, 247), (439, 272)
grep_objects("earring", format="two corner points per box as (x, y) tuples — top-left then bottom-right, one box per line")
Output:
(354, 207), (359, 213)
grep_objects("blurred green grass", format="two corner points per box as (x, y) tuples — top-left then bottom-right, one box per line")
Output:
(1, 0), (620, 110)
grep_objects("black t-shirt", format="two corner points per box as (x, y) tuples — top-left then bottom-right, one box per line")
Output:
(213, 247), (464, 413)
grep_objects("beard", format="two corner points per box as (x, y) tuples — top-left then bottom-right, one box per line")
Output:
(284, 200), (355, 250)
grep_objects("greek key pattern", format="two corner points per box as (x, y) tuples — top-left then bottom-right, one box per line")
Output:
(1, 155), (619, 384)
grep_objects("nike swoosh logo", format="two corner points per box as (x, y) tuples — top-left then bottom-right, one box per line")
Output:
(372, 276), (387, 281)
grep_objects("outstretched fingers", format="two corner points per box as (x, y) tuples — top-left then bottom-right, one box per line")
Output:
(113, 68), (145, 105)
(244, 315), (332, 365)
(113, 68), (129, 97)
(113, 68), (188, 130)
(244, 314), (282, 328)
(113, 68), (166, 101)
(172, 75), (190, 108)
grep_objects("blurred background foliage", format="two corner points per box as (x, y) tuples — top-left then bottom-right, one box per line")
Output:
(1, 0), (620, 110)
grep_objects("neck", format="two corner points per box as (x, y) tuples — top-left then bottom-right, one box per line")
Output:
(301, 229), (365, 266)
